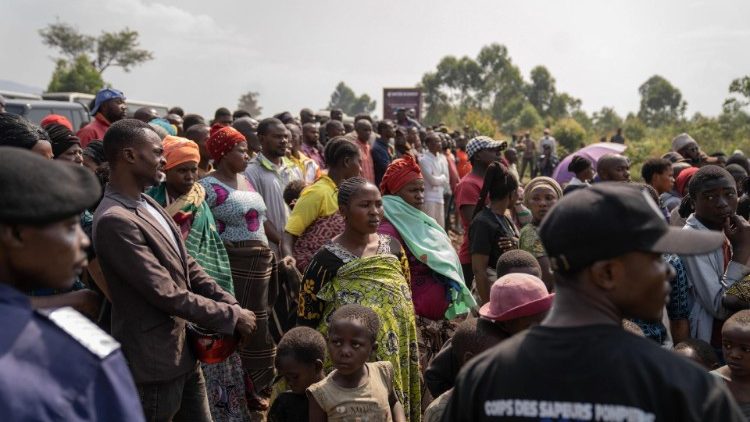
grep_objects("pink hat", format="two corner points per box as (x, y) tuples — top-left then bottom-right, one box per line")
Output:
(479, 273), (554, 321)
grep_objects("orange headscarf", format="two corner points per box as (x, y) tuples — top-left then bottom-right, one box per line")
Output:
(163, 135), (200, 170)
(380, 154), (423, 195)
(207, 126), (246, 163)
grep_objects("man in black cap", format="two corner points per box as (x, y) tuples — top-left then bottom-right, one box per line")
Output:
(0, 148), (144, 421)
(444, 183), (748, 421)
(93, 119), (258, 421)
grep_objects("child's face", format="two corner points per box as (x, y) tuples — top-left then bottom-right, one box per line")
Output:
(693, 178), (737, 227)
(528, 186), (558, 223)
(276, 355), (322, 395)
(722, 322), (750, 378)
(327, 318), (376, 376)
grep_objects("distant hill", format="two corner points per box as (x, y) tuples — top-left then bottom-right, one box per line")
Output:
(0, 79), (44, 95)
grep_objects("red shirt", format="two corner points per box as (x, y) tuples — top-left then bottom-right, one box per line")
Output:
(445, 150), (460, 193)
(76, 114), (111, 148)
(455, 172), (484, 264)
(456, 149), (472, 178)
(356, 138), (375, 183)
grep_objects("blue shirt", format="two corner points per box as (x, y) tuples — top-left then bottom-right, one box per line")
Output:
(0, 283), (144, 421)
(372, 137), (392, 187)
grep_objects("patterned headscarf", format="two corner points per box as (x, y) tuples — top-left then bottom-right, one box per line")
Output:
(207, 126), (246, 163)
(380, 154), (423, 195)
(44, 123), (81, 158)
(163, 135), (201, 170)
(523, 176), (563, 208)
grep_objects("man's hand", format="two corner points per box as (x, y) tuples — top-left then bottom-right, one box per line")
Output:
(281, 255), (296, 270)
(235, 308), (257, 347)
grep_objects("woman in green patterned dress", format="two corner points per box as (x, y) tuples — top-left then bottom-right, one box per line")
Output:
(297, 177), (421, 422)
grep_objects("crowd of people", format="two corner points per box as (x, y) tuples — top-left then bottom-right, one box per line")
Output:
(4, 86), (750, 421)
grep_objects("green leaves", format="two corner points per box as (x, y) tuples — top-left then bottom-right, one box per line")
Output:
(39, 20), (153, 92)
(328, 82), (376, 116)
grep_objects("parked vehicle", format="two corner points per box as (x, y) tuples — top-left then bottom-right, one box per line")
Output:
(43, 91), (170, 118)
(4, 99), (90, 130)
(41, 92), (95, 112)
(0, 90), (42, 100)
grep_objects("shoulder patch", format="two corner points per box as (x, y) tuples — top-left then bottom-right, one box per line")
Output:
(43, 307), (120, 359)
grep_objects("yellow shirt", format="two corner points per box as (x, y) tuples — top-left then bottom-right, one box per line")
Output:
(284, 175), (339, 236)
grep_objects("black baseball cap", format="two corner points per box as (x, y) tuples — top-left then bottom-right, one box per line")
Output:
(0, 148), (101, 225)
(539, 183), (724, 273)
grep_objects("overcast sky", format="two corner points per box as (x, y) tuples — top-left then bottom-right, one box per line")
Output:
(2, 0), (749, 120)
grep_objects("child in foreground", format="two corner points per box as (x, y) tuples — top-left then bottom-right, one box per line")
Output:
(307, 304), (406, 422)
(712, 310), (750, 419)
(268, 327), (326, 422)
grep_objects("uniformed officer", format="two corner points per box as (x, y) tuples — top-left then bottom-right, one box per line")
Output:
(0, 147), (144, 421)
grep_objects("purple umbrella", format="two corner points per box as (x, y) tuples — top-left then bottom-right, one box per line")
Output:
(552, 142), (628, 184)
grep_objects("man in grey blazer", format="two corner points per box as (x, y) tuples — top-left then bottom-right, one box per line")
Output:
(93, 119), (258, 421)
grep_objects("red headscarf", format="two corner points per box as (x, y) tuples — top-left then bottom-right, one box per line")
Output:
(40, 114), (73, 131)
(675, 166), (699, 196)
(380, 154), (423, 195)
(207, 126), (246, 163)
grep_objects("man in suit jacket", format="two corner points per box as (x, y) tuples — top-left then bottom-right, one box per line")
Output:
(93, 119), (257, 422)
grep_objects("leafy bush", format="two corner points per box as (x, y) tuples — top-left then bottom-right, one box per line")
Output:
(552, 118), (586, 152)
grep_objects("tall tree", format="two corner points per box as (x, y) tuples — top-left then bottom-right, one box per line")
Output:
(724, 76), (750, 112)
(526, 66), (556, 116)
(637, 75), (687, 127)
(328, 82), (376, 116)
(39, 20), (153, 92)
(237, 91), (263, 117)
(94, 28), (154, 73)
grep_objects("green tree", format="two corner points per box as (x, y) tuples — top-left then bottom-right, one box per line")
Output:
(515, 102), (543, 132)
(526, 66), (556, 116)
(724, 76), (750, 111)
(39, 20), (153, 92)
(328, 82), (376, 116)
(637, 75), (687, 127)
(94, 28), (154, 73)
(591, 107), (623, 137)
(622, 114), (646, 142)
(237, 91), (262, 117)
(47, 55), (104, 94)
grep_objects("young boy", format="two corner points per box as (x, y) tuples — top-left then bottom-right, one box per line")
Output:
(307, 304), (406, 422)
(712, 310), (750, 419)
(423, 319), (503, 422)
(269, 327), (326, 422)
(444, 183), (746, 421)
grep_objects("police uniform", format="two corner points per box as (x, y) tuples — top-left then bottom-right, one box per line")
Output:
(0, 283), (144, 421)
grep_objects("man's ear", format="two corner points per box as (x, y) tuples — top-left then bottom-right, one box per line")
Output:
(122, 147), (137, 164)
(0, 224), (24, 248)
(588, 259), (623, 291)
(370, 341), (379, 357)
(314, 359), (324, 373)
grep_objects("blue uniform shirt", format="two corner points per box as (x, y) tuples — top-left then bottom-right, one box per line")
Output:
(0, 283), (144, 421)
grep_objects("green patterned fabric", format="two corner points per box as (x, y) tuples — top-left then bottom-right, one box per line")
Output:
(147, 183), (234, 294)
(519, 223), (546, 259)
